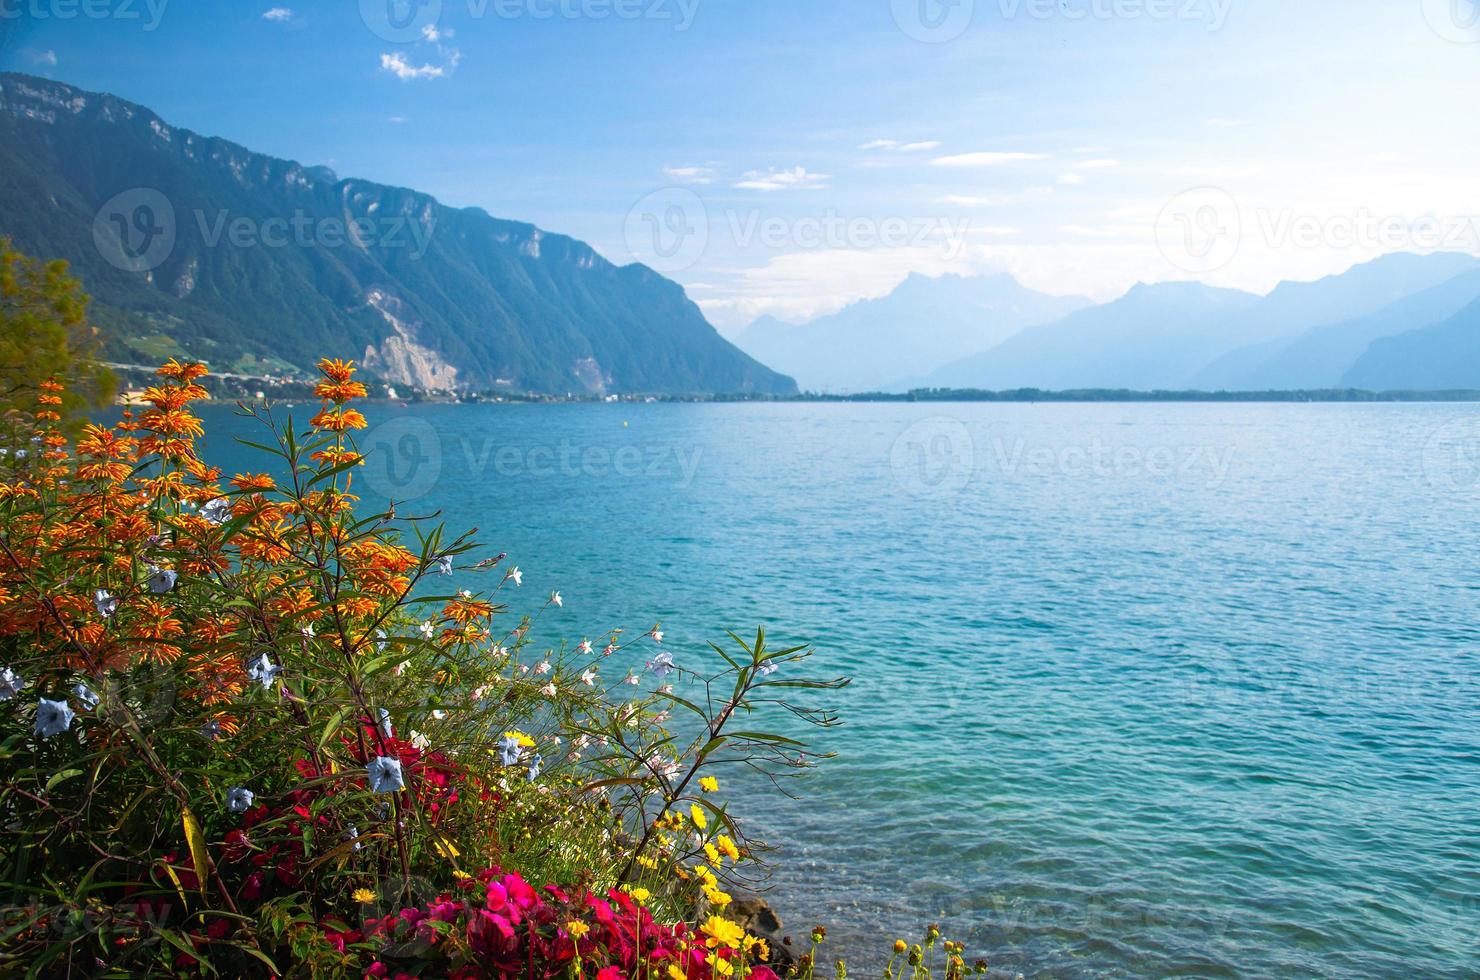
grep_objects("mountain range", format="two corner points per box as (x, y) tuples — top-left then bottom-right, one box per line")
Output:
(740, 252), (1480, 393)
(734, 273), (1091, 392)
(0, 73), (795, 396)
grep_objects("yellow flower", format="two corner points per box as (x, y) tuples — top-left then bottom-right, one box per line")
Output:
(744, 935), (770, 961)
(623, 884), (652, 903)
(894, 940), (908, 955)
(705, 843), (723, 867)
(707, 954), (734, 977)
(689, 804), (707, 830)
(567, 920), (590, 939)
(431, 837), (460, 859)
(637, 854), (660, 870)
(453, 869), (473, 882)
(503, 730), (536, 747)
(694, 864), (718, 886)
(699, 776), (719, 793)
(716, 834), (740, 862)
(701, 915), (746, 949)
(668, 966), (687, 980)
(352, 888), (375, 903)
(704, 884), (732, 908)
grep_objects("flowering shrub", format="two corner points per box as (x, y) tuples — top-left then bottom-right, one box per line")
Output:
(0, 358), (851, 977)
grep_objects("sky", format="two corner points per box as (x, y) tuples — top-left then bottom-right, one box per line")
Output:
(3, 0), (1480, 332)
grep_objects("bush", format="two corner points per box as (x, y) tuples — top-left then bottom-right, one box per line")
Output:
(0, 358), (858, 978)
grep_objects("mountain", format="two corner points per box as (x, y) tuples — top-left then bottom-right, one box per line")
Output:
(0, 73), (794, 396)
(1199, 268), (1480, 390)
(1342, 295), (1480, 390)
(733, 273), (1093, 392)
(1187, 252), (1480, 389)
(920, 281), (1261, 391)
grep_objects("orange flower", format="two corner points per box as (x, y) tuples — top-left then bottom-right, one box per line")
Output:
(231, 473), (276, 492)
(316, 358), (357, 384)
(157, 359), (209, 382)
(315, 379), (369, 402)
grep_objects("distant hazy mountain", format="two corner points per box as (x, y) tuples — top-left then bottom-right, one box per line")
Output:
(1188, 252), (1480, 389)
(734, 273), (1092, 392)
(0, 73), (793, 396)
(1342, 295), (1480, 390)
(1200, 268), (1480, 390)
(921, 281), (1260, 391)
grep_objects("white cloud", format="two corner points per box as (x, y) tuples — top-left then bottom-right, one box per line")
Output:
(1074, 158), (1119, 170)
(379, 50), (461, 81)
(262, 7), (293, 20)
(940, 187), (1055, 207)
(388, 116), (409, 124)
(860, 139), (943, 153)
(422, 24), (454, 41)
(733, 166), (831, 191)
(1058, 173), (1085, 185)
(33, 50), (58, 66)
(663, 165), (716, 185)
(931, 151), (1046, 168)
(1204, 117), (1249, 128)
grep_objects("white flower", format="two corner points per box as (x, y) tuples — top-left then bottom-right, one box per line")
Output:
(625, 673), (640, 686)
(245, 653), (282, 690)
(367, 756), (405, 794)
(147, 567), (178, 594)
(301, 623), (315, 639)
(200, 497), (231, 525)
(225, 786), (254, 812)
(550, 591), (562, 607)
(756, 661), (780, 677)
(580, 668), (597, 686)
(577, 639), (593, 656)
(491, 645), (507, 657)
(431, 709), (447, 720)
(508, 567), (523, 586)
(73, 682), (100, 710)
(431, 555), (454, 576)
(93, 589), (117, 619)
(34, 698), (74, 739)
(0, 667), (24, 701)
(650, 629), (664, 643)
(471, 685), (491, 700)
(419, 620), (435, 639)
(603, 644), (616, 657)
(377, 708), (394, 739)
(540, 682), (557, 697)
(374, 629), (388, 653)
(393, 660), (408, 677)
(535, 660), (552, 676)
(459, 589), (473, 599)
(409, 730), (431, 750)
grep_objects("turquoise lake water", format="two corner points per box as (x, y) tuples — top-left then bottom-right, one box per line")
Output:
(191, 401), (1480, 979)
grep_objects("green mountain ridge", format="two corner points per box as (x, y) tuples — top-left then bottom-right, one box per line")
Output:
(0, 72), (795, 396)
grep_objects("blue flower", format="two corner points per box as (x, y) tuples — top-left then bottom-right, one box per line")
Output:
(147, 567), (178, 594)
(200, 498), (231, 525)
(94, 589), (118, 619)
(245, 653), (282, 691)
(225, 786), (254, 812)
(0, 667), (24, 701)
(73, 682), (100, 710)
(646, 651), (676, 679)
(345, 824), (362, 851)
(498, 734), (523, 767)
(367, 756), (404, 794)
(377, 708), (394, 739)
(527, 753), (544, 782)
(34, 699), (75, 739)
(432, 555), (454, 576)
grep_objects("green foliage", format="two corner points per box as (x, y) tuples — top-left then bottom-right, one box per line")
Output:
(0, 237), (114, 423)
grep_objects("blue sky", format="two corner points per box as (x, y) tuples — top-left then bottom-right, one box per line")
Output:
(4, 0), (1480, 331)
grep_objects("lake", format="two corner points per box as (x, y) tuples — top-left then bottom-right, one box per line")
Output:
(192, 400), (1480, 978)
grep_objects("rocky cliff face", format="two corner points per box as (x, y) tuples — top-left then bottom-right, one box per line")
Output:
(0, 73), (796, 396)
